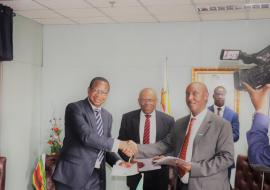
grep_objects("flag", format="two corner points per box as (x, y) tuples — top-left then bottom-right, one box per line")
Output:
(136, 173), (144, 190)
(33, 154), (47, 190)
(161, 59), (171, 115)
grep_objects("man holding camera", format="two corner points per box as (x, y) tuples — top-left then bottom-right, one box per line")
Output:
(245, 82), (270, 167)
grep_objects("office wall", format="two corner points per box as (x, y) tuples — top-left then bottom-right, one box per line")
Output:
(42, 19), (270, 189)
(0, 15), (43, 190)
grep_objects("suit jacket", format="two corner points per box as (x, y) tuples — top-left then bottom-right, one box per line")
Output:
(208, 105), (239, 142)
(247, 112), (270, 167)
(137, 111), (234, 190)
(118, 109), (175, 189)
(52, 98), (120, 189)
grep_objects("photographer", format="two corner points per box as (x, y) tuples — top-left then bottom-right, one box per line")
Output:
(245, 82), (270, 167)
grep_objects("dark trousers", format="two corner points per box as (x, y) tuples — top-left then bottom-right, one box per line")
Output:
(176, 177), (188, 190)
(55, 168), (102, 190)
(129, 166), (169, 190)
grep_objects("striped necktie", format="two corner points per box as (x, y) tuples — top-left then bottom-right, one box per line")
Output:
(143, 114), (151, 144)
(94, 109), (104, 163)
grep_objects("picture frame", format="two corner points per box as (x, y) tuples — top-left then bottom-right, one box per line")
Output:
(192, 67), (240, 113)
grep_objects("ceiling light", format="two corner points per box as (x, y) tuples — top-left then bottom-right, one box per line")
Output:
(197, 3), (270, 13)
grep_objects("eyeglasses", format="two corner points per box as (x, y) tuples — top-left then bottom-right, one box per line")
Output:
(91, 88), (109, 95)
(139, 99), (156, 103)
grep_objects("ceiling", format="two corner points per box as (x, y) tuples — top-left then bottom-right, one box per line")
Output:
(0, 0), (270, 25)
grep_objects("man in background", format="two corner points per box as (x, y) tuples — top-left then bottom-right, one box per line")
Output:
(208, 85), (239, 183)
(118, 88), (175, 190)
(53, 77), (135, 190)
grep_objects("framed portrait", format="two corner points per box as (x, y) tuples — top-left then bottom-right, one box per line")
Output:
(192, 67), (240, 113)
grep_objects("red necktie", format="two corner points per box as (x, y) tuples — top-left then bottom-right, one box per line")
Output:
(143, 114), (151, 144)
(217, 107), (222, 116)
(178, 117), (196, 177)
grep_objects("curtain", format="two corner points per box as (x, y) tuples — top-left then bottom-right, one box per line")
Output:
(0, 4), (13, 61)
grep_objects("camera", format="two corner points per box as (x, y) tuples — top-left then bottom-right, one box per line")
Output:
(220, 45), (270, 90)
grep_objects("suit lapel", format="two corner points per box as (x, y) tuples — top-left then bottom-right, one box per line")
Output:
(101, 109), (108, 135)
(82, 98), (96, 130)
(176, 116), (190, 157)
(192, 111), (212, 155)
(155, 111), (162, 142)
(132, 111), (140, 143)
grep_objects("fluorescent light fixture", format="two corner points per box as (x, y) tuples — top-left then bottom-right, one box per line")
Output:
(197, 3), (270, 13)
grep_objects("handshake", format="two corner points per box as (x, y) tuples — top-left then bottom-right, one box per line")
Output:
(119, 140), (138, 157)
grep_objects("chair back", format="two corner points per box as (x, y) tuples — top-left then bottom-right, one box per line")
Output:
(0, 157), (6, 190)
(235, 155), (270, 190)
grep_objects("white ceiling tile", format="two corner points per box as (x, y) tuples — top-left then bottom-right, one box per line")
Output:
(33, 18), (74, 24)
(200, 11), (247, 20)
(113, 15), (156, 23)
(147, 5), (197, 17)
(56, 8), (104, 18)
(100, 6), (150, 16)
(140, 0), (191, 6)
(248, 9), (270, 19)
(0, 0), (46, 10)
(151, 5), (200, 21)
(34, 0), (91, 9)
(85, 0), (140, 8)
(73, 17), (114, 24)
(16, 10), (62, 19)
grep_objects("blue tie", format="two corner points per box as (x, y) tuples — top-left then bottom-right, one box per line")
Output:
(94, 109), (104, 162)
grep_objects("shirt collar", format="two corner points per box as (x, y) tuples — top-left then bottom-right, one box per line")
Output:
(191, 108), (208, 121)
(214, 104), (225, 111)
(140, 110), (156, 117)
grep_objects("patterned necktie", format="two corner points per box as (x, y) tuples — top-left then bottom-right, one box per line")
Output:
(94, 109), (104, 162)
(217, 107), (222, 116)
(143, 114), (151, 144)
(178, 117), (196, 177)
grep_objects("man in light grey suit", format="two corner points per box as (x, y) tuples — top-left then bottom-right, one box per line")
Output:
(136, 82), (234, 190)
(53, 77), (135, 190)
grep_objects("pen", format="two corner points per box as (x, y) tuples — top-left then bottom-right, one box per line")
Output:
(128, 155), (134, 163)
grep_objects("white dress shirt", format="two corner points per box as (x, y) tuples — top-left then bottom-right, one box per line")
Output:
(181, 108), (208, 184)
(139, 110), (157, 144)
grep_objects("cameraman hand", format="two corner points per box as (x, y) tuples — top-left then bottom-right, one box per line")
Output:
(243, 82), (270, 114)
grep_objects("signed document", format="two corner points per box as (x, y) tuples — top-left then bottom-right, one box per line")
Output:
(135, 158), (161, 172)
(153, 156), (190, 167)
(111, 163), (138, 176)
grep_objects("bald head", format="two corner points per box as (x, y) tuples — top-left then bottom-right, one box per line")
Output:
(186, 82), (209, 116)
(138, 88), (157, 114)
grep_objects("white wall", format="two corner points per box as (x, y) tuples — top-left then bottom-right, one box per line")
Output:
(0, 15), (43, 190)
(42, 19), (270, 189)
(1, 17), (270, 190)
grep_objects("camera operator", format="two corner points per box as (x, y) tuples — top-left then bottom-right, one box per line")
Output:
(245, 82), (270, 167)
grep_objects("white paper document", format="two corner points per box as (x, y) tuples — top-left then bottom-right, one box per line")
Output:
(111, 163), (138, 176)
(135, 158), (161, 172)
(153, 156), (190, 167)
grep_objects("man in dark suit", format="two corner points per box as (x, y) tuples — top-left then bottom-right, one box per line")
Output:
(118, 88), (175, 190)
(208, 85), (239, 184)
(53, 77), (136, 190)
(136, 82), (234, 190)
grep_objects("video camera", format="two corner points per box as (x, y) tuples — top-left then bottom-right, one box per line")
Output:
(220, 45), (270, 90)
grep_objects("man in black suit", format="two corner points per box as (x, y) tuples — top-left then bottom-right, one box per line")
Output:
(118, 88), (175, 190)
(53, 77), (136, 190)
